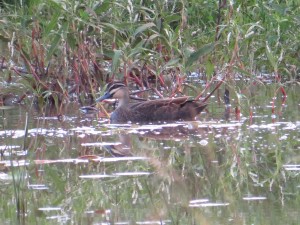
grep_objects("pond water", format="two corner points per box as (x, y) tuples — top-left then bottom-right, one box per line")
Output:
(0, 84), (300, 225)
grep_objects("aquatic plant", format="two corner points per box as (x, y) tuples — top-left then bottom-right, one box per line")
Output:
(0, 0), (298, 112)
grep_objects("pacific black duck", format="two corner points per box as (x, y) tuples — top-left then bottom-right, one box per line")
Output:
(96, 82), (207, 123)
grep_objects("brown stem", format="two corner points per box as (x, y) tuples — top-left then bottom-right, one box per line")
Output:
(16, 44), (48, 89)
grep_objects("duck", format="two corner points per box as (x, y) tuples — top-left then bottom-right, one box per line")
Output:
(96, 82), (207, 123)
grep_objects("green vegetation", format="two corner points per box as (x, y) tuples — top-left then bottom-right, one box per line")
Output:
(1, 2), (300, 223)
(0, 0), (299, 109)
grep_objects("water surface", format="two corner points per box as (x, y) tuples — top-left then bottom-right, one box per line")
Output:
(0, 85), (299, 224)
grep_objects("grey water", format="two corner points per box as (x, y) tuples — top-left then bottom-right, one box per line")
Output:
(0, 85), (299, 225)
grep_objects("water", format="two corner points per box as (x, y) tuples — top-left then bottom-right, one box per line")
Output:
(0, 85), (299, 224)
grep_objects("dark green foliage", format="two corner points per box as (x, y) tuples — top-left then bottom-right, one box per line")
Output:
(0, 0), (299, 109)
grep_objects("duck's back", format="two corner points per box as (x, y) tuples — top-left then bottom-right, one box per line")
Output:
(110, 98), (207, 124)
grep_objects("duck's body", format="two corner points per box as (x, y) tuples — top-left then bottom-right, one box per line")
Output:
(96, 82), (207, 124)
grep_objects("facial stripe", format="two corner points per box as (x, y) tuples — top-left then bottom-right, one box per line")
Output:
(107, 82), (126, 93)
(110, 87), (121, 95)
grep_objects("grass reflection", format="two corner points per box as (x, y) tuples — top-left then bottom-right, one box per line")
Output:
(0, 87), (300, 224)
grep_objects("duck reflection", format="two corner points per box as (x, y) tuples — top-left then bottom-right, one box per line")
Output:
(104, 123), (210, 157)
(104, 134), (132, 157)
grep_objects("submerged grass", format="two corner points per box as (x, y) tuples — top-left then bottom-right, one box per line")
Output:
(1, 110), (29, 224)
(0, 0), (299, 112)
(0, 86), (299, 224)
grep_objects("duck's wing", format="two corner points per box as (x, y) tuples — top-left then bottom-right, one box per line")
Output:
(129, 97), (207, 122)
(129, 96), (190, 109)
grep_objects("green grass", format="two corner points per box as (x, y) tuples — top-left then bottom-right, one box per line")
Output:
(0, 0), (299, 110)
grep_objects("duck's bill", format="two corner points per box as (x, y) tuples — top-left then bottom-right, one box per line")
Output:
(95, 92), (112, 102)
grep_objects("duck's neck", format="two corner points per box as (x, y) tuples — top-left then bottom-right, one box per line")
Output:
(116, 90), (130, 107)
(117, 98), (129, 107)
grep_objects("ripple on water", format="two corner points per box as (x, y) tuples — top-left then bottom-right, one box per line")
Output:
(242, 196), (267, 201)
(80, 171), (151, 179)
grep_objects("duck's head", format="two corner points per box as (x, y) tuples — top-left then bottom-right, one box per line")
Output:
(96, 82), (130, 103)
